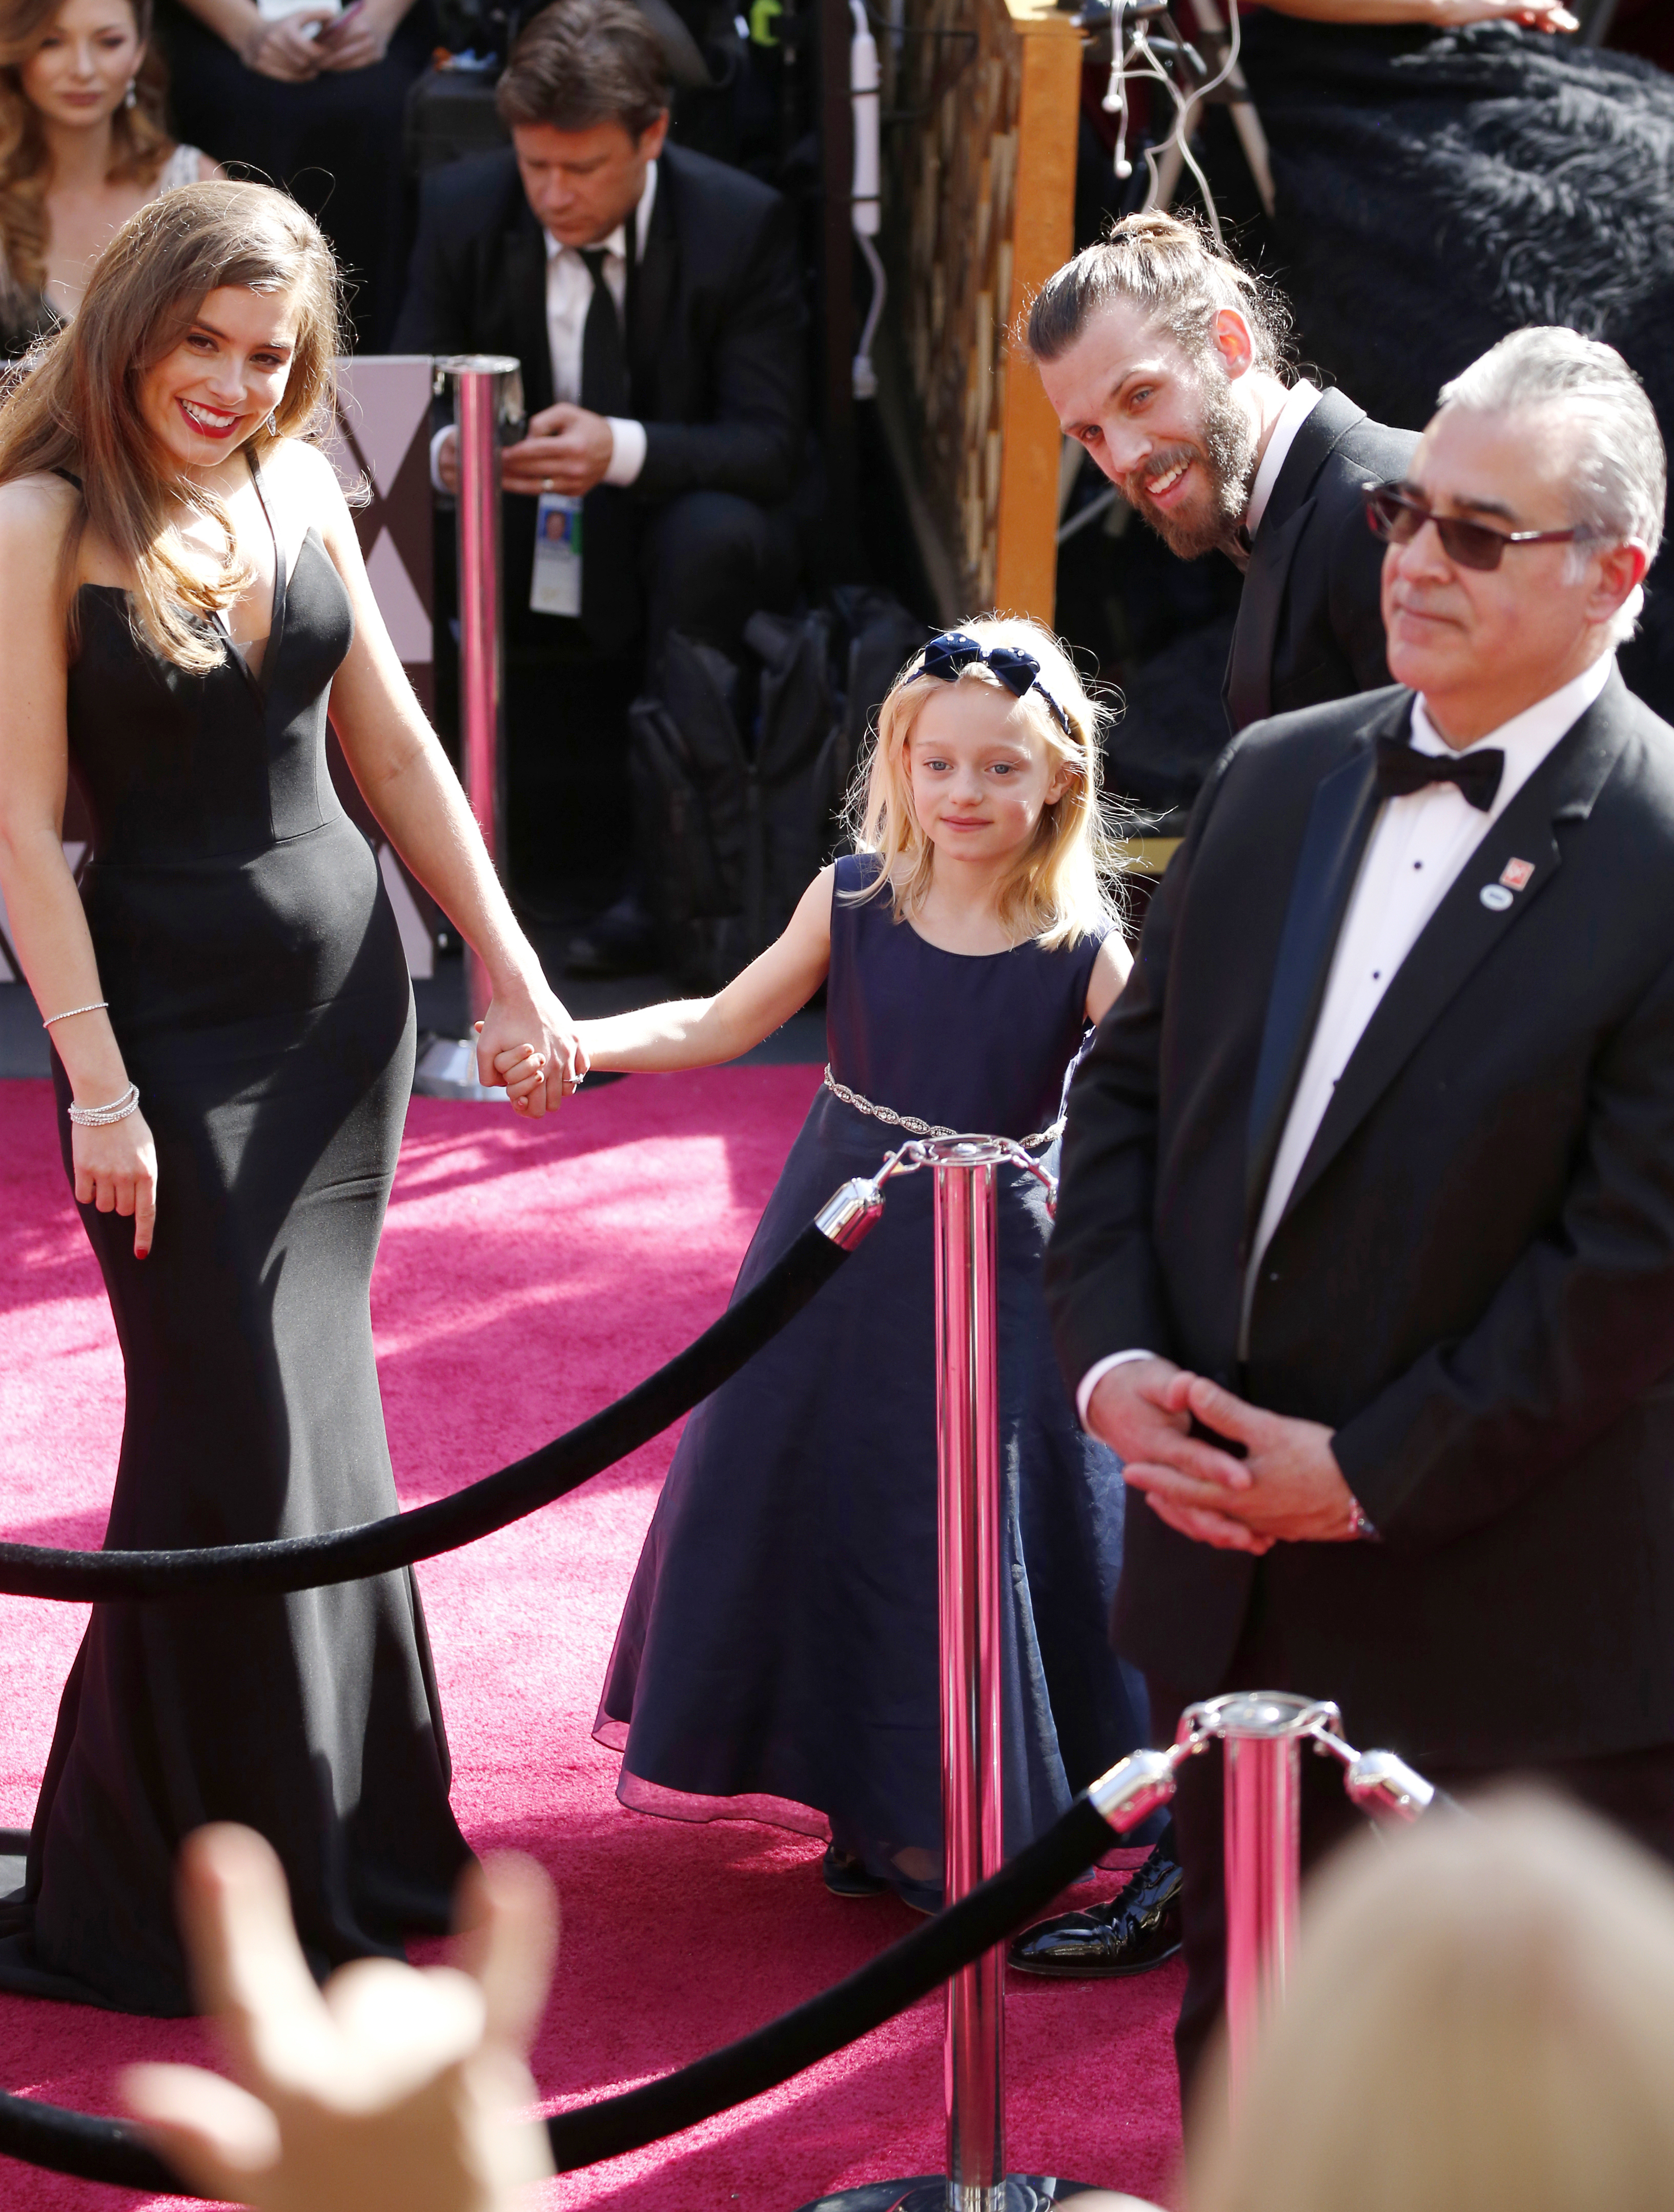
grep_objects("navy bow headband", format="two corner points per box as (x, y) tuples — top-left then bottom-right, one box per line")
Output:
(915, 631), (1072, 738)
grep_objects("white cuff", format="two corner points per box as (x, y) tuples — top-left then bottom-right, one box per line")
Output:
(1076, 1349), (1158, 1432)
(604, 418), (647, 487)
(429, 423), (454, 495)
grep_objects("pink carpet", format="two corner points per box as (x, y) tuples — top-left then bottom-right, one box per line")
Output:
(0, 1067), (1183, 2211)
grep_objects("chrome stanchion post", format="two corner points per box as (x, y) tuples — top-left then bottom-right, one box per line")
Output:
(795, 1138), (1103, 2212)
(934, 1143), (1005, 2211)
(414, 352), (523, 1102)
(1220, 1698), (1302, 2112)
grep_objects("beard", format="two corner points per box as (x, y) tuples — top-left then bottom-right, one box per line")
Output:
(1122, 375), (1260, 561)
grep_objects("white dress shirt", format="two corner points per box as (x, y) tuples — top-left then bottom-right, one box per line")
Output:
(430, 162), (656, 493)
(1243, 379), (1321, 541)
(1076, 650), (1617, 1426)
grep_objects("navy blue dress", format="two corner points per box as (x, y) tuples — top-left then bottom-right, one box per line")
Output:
(596, 856), (1148, 1897)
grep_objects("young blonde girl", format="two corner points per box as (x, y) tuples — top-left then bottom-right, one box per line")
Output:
(512, 617), (1152, 1907)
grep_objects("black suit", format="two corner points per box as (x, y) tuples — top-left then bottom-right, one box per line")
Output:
(393, 141), (806, 897)
(394, 139), (805, 652)
(1223, 387), (1417, 732)
(1049, 669), (1674, 2084)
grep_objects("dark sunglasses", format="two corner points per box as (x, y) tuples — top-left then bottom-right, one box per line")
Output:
(917, 631), (1072, 735)
(1363, 481), (1593, 573)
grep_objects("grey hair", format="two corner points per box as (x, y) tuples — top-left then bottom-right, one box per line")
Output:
(1436, 328), (1665, 646)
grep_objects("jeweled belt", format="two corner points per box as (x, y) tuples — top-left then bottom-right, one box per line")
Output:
(821, 1065), (1064, 1153)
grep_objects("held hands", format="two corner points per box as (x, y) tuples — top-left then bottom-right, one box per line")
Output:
(1086, 1358), (1354, 1552)
(500, 407), (616, 500)
(473, 980), (586, 1116)
(122, 1825), (557, 2212)
(72, 1111), (158, 1260)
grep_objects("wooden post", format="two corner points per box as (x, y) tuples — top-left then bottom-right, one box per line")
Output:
(992, 0), (1080, 619)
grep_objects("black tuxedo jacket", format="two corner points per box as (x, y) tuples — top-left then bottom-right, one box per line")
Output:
(1223, 387), (1418, 732)
(1048, 670), (1674, 1767)
(392, 142), (806, 642)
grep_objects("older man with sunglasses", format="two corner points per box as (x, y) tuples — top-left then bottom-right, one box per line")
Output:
(1046, 327), (1674, 2098)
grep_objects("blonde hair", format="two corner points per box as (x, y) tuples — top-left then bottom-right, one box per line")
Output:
(0, 0), (173, 311)
(0, 178), (343, 672)
(1191, 1790), (1674, 2212)
(844, 613), (1126, 950)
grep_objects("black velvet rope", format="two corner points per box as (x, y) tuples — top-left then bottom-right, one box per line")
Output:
(0, 1793), (1120, 2194)
(0, 1224), (848, 1601)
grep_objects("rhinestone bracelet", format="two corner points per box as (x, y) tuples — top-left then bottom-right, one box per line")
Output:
(42, 1000), (108, 1029)
(67, 1082), (141, 1129)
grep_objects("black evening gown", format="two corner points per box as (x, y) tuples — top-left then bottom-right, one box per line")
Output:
(0, 462), (471, 2015)
(596, 856), (1151, 1902)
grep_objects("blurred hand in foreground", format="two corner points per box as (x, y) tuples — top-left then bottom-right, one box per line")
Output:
(123, 1824), (558, 2212)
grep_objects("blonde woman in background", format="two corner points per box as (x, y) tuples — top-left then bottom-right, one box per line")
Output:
(0, 0), (215, 347)
(1192, 1791), (1674, 2212)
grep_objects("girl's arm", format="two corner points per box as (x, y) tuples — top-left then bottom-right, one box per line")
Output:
(304, 444), (578, 1112)
(0, 478), (159, 1255)
(1086, 929), (1133, 1026)
(579, 868), (835, 1073)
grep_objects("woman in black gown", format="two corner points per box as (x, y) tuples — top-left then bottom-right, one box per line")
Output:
(0, 179), (577, 2013)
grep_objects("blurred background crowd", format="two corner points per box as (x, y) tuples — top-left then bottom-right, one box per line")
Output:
(0, 0), (1668, 993)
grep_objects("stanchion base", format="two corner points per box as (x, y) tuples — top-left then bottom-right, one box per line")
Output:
(794, 2177), (1108, 2210)
(413, 1034), (503, 1103)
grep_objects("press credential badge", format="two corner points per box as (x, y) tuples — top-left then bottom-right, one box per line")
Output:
(532, 493), (583, 617)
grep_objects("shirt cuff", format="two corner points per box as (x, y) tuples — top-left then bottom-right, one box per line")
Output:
(429, 423), (453, 496)
(1076, 1349), (1157, 1433)
(605, 418), (647, 487)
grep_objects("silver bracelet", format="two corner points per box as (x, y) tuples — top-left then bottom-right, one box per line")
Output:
(43, 1000), (108, 1029)
(67, 1082), (140, 1129)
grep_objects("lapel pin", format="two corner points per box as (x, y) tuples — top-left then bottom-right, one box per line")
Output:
(1500, 858), (1536, 892)
(1480, 884), (1514, 912)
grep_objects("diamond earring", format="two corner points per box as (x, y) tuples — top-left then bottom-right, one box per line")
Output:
(124, 76), (136, 108)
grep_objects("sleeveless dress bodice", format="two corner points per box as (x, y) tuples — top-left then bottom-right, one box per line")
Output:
(0, 484), (470, 2015)
(824, 854), (1101, 1137)
(69, 528), (350, 864)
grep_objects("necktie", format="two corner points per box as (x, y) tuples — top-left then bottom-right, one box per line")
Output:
(579, 247), (628, 417)
(576, 246), (634, 654)
(1374, 734), (1504, 812)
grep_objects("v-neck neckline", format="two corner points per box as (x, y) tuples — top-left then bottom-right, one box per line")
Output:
(213, 448), (287, 699)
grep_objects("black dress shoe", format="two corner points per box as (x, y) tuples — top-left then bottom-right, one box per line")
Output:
(823, 1842), (888, 1898)
(1008, 1844), (1183, 1978)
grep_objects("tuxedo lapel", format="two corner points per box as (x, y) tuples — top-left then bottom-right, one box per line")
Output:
(1225, 388), (1372, 730)
(1282, 675), (1635, 1225)
(1226, 500), (1314, 729)
(503, 217), (552, 418)
(1244, 721), (1391, 1238)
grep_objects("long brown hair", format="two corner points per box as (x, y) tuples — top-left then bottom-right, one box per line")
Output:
(0, 179), (343, 671)
(0, 0), (173, 308)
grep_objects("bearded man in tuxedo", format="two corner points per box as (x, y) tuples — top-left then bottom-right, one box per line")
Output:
(1029, 211), (1415, 740)
(1046, 327), (1674, 2096)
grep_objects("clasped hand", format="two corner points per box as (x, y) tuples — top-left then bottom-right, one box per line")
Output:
(436, 410), (615, 500)
(1086, 1357), (1354, 1552)
(474, 984), (586, 1118)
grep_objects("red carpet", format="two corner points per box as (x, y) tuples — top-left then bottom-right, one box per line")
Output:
(0, 1068), (1183, 2210)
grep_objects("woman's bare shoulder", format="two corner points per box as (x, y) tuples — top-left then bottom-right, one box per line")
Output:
(0, 470), (79, 557)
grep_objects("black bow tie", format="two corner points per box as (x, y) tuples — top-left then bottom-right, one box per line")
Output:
(1374, 734), (1504, 812)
